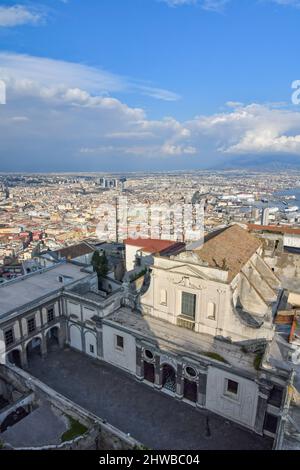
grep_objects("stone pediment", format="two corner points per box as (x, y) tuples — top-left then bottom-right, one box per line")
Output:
(166, 263), (209, 281)
(173, 251), (207, 265)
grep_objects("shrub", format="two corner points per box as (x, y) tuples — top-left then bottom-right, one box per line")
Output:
(61, 416), (88, 442)
(203, 352), (227, 363)
(253, 353), (263, 371)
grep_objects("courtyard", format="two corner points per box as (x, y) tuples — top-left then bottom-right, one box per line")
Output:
(28, 348), (272, 450)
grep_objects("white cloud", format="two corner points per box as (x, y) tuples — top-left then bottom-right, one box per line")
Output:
(0, 5), (43, 27)
(160, 0), (229, 11)
(160, 0), (197, 6)
(9, 116), (29, 122)
(1, 52), (300, 169)
(201, 0), (230, 11)
(270, 0), (300, 8)
(136, 85), (180, 102)
(160, 0), (300, 10)
(0, 52), (179, 102)
(188, 103), (300, 155)
(161, 143), (197, 155)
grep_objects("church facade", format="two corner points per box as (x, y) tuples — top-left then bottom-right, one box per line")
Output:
(0, 225), (293, 442)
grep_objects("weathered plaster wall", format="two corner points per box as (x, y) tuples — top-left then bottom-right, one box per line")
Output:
(102, 324), (136, 374)
(206, 366), (259, 429)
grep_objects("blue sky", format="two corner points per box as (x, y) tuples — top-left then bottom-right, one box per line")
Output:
(1, 0), (300, 171)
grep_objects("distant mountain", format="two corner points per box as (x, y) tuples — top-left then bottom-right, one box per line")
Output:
(213, 154), (300, 171)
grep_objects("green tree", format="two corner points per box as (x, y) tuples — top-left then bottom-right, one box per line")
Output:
(91, 250), (109, 290)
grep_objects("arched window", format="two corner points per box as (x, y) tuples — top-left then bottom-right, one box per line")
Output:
(207, 301), (216, 320)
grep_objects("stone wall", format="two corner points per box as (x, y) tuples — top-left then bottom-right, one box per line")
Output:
(0, 364), (141, 450)
(2, 426), (99, 451)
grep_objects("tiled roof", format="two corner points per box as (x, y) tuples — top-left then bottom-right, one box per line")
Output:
(53, 242), (94, 260)
(124, 238), (179, 254)
(194, 225), (262, 282)
(248, 224), (300, 236)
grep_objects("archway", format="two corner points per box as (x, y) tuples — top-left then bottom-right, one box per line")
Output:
(69, 325), (82, 351)
(183, 379), (197, 403)
(144, 362), (155, 383)
(7, 349), (22, 368)
(162, 364), (176, 393)
(26, 337), (42, 364)
(46, 326), (60, 352)
(85, 331), (97, 357)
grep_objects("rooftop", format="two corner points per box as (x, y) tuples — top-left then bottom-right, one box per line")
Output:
(193, 225), (262, 282)
(0, 263), (89, 320)
(1, 400), (68, 448)
(124, 238), (183, 254)
(248, 224), (300, 236)
(104, 307), (257, 374)
(50, 241), (95, 260)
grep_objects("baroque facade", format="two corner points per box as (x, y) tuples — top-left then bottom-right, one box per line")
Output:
(0, 225), (294, 442)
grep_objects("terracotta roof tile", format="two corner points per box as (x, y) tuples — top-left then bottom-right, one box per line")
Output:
(194, 225), (262, 282)
(53, 242), (94, 260)
(124, 238), (178, 254)
(248, 224), (300, 236)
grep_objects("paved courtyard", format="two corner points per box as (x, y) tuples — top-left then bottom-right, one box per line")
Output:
(28, 349), (272, 450)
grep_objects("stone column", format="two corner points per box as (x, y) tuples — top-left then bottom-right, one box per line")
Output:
(61, 297), (67, 317)
(254, 382), (272, 435)
(58, 322), (66, 349)
(20, 347), (28, 369)
(39, 308), (44, 328)
(81, 327), (86, 354)
(40, 333), (47, 358)
(136, 345), (144, 380)
(66, 321), (71, 344)
(176, 363), (184, 399)
(154, 355), (162, 389)
(197, 371), (207, 407)
(97, 330), (103, 358)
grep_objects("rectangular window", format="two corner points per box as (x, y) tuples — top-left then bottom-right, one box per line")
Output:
(4, 329), (14, 347)
(264, 413), (278, 434)
(115, 335), (124, 350)
(47, 307), (55, 323)
(181, 292), (196, 320)
(225, 379), (239, 396)
(207, 302), (216, 320)
(268, 386), (283, 407)
(89, 344), (94, 354)
(160, 289), (167, 305)
(27, 317), (36, 334)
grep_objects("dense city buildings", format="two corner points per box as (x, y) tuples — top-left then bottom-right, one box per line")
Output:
(0, 170), (300, 279)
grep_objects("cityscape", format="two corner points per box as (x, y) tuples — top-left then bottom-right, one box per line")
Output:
(0, 0), (300, 462)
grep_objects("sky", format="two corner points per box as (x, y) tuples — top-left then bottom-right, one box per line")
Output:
(1, 0), (300, 172)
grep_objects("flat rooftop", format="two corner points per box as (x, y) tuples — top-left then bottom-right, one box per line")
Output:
(104, 308), (256, 374)
(0, 263), (89, 320)
(2, 400), (68, 448)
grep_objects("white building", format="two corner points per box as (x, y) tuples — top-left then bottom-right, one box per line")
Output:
(261, 208), (270, 226)
(0, 227), (293, 441)
(124, 238), (184, 272)
(99, 225), (290, 438)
